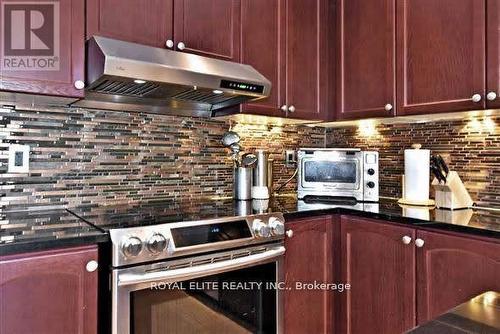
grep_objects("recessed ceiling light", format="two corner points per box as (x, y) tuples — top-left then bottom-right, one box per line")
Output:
(213, 90), (224, 95)
(134, 79), (146, 84)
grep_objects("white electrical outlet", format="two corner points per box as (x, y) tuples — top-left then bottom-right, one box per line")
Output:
(8, 144), (30, 173)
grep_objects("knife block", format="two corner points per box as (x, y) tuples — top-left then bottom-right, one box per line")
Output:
(431, 171), (473, 210)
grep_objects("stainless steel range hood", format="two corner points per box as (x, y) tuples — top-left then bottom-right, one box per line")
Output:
(72, 36), (271, 117)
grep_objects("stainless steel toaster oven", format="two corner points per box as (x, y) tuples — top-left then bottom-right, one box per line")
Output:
(297, 148), (379, 202)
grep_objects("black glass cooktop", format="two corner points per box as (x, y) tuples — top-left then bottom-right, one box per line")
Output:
(68, 199), (261, 231)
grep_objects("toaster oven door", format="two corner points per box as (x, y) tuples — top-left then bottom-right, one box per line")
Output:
(300, 157), (361, 191)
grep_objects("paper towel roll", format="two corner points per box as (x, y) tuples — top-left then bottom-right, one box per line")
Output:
(404, 147), (430, 203)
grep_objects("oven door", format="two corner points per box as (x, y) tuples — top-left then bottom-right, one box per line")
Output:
(112, 245), (285, 334)
(300, 154), (361, 191)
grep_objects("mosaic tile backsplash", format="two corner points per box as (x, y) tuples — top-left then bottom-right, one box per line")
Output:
(1, 105), (498, 209)
(0, 106), (323, 209)
(326, 114), (500, 207)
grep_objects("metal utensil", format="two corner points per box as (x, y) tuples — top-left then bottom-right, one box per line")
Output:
(229, 143), (242, 167)
(430, 164), (446, 184)
(241, 153), (257, 168)
(221, 131), (240, 147)
(436, 155), (449, 176)
(230, 143), (241, 153)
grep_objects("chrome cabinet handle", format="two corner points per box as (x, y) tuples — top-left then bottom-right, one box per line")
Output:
(487, 92), (497, 101)
(86, 260), (98, 273)
(280, 105), (288, 113)
(165, 39), (174, 48)
(385, 103), (393, 111)
(286, 229), (294, 238)
(471, 94), (482, 103)
(177, 42), (186, 50)
(74, 80), (85, 90)
(288, 105), (296, 113)
(402, 235), (412, 245)
(415, 238), (425, 248)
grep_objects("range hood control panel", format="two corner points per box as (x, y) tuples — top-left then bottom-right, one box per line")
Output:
(220, 80), (264, 93)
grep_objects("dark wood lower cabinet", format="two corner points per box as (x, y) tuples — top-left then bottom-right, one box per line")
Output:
(284, 216), (334, 334)
(340, 216), (416, 334)
(416, 230), (500, 323)
(281, 214), (500, 334)
(0, 246), (98, 334)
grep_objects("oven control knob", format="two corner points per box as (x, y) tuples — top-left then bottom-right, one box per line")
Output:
(252, 219), (271, 238)
(367, 168), (375, 176)
(367, 181), (376, 189)
(147, 233), (168, 255)
(268, 217), (285, 236)
(121, 236), (143, 257)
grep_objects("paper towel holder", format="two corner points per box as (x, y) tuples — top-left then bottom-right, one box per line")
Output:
(398, 174), (436, 206)
(399, 143), (435, 207)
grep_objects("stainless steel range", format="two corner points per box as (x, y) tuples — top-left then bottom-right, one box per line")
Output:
(76, 204), (286, 334)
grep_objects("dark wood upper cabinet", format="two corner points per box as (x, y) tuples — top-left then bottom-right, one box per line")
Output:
(0, 0), (85, 98)
(337, 0), (396, 120)
(173, 0), (240, 61)
(340, 216), (416, 334)
(0, 246), (98, 334)
(397, 0), (486, 115)
(284, 216), (334, 334)
(416, 230), (500, 324)
(284, 0), (332, 121)
(239, 0), (285, 117)
(86, 0), (174, 48)
(487, 0), (500, 109)
(238, 0), (333, 120)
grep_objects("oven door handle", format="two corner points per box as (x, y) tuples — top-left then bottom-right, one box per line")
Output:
(118, 246), (285, 287)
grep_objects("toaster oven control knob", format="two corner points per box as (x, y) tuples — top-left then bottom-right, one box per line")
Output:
(147, 233), (168, 255)
(367, 181), (376, 189)
(252, 219), (271, 238)
(367, 168), (375, 176)
(268, 217), (285, 236)
(121, 237), (143, 257)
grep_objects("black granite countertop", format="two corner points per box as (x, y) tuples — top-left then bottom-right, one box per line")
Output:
(69, 195), (500, 239)
(0, 207), (108, 256)
(2, 196), (499, 256)
(407, 291), (500, 333)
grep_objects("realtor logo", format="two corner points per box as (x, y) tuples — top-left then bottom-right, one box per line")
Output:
(1, 1), (60, 70)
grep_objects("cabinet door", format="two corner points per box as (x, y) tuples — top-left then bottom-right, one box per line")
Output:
(0, 246), (98, 334)
(284, 216), (334, 334)
(487, 0), (500, 109)
(337, 0), (396, 120)
(0, 0), (85, 97)
(397, 0), (486, 115)
(86, 0), (173, 48)
(340, 216), (416, 334)
(173, 0), (240, 61)
(240, 0), (285, 117)
(416, 230), (500, 323)
(285, 0), (332, 120)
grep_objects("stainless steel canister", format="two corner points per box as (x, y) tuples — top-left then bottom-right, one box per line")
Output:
(253, 150), (269, 187)
(233, 167), (252, 200)
(234, 199), (252, 215)
(267, 159), (274, 195)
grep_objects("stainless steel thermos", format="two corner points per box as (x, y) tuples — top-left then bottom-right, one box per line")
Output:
(252, 150), (270, 199)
